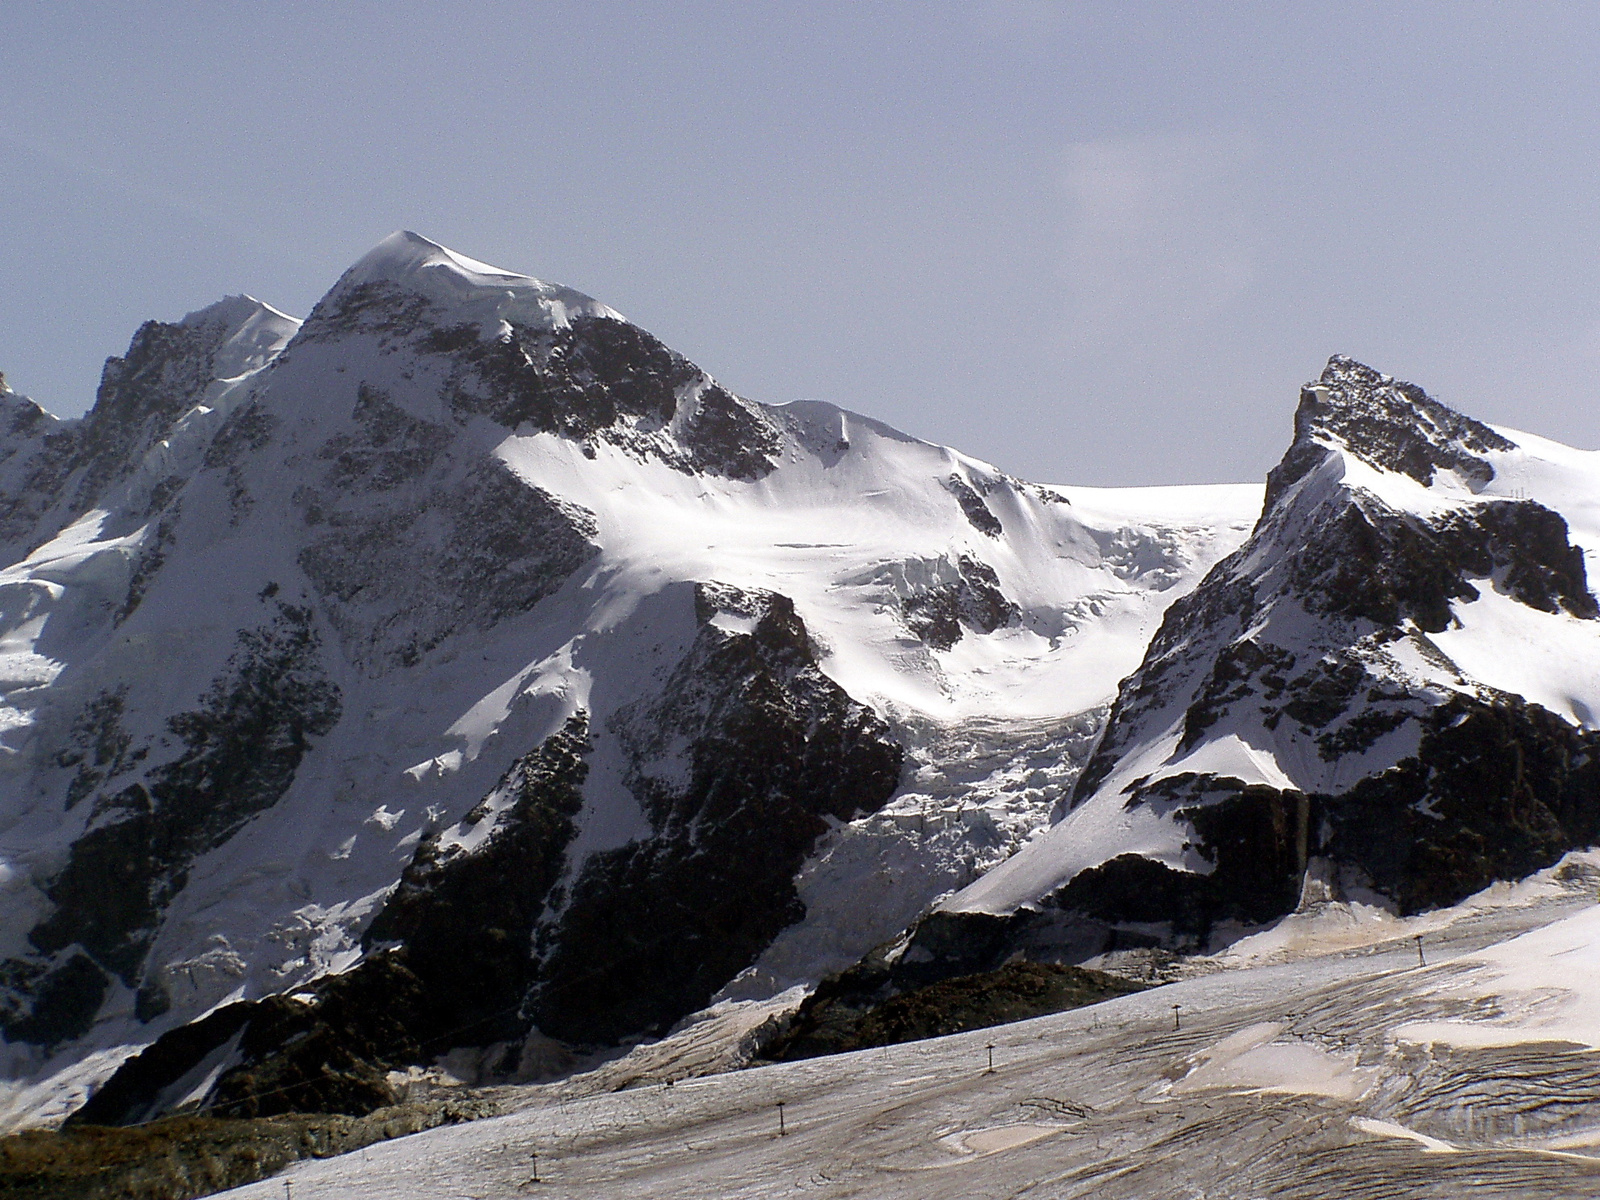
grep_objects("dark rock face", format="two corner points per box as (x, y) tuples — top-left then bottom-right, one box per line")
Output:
(945, 475), (1004, 536)
(1051, 780), (1314, 942)
(297, 420), (598, 667)
(289, 290), (797, 671)
(770, 959), (1145, 1061)
(295, 279), (435, 347)
(831, 358), (1600, 997)
(778, 909), (1051, 1043)
(1057, 358), (1600, 948)
(202, 399), (277, 471)
(0, 259), (823, 1097)
(1321, 692), (1600, 913)
(115, 505), (181, 625)
(71, 321), (223, 509)
(159, 715), (593, 1119)
(1069, 566), (1258, 804)
(69, 706), (592, 1126)
(83, 586), (905, 1116)
(73, 953), (438, 1125)
(678, 382), (783, 480)
(0, 604), (341, 1044)
(901, 555), (1019, 650)
(529, 584), (904, 1044)
(315, 384), (452, 493)
(0, 322), (300, 1051)
(68, 1003), (256, 1127)
(429, 310), (693, 436)
(361, 715), (592, 1047)
(1082, 501), (1595, 812)
(1264, 354), (1516, 509)
(0, 393), (78, 562)
(203, 964), (419, 1119)
(55, 689), (141, 813)
(1284, 493), (1596, 635)
(300, 280), (783, 481)
(202, 399), (279, 526)
(1053, 690), (1600, 940)
(433, 309), (783, 479)
(0, 954), (109, 1048)
(765, 900), (1149, 1061)
(0, 307), (267, 562)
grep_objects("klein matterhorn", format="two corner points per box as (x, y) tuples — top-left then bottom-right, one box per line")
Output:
(1, 233), (1597, 1128)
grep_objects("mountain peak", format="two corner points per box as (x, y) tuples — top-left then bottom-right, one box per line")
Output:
(178, 292), (289, 331)
(323, 230), (622, 332)
(1263, 355), (1517, 510)
(343, 230), (524, 289)
(176, 294), (300, 383)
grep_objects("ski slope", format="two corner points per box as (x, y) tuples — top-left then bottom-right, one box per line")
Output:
(218, 853), (1600, 1199)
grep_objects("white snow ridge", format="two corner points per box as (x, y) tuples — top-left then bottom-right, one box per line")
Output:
(0, 239), (1597, 1198)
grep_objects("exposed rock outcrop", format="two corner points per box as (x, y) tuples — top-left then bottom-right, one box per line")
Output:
(892, 357), (1600, 984)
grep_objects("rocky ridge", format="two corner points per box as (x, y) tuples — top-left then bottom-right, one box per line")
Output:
(927, 355), (1600, 985)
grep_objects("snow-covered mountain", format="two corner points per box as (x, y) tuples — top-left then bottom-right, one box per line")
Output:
(6, 234), (1598, 1139)
(932, 355), (1600, 966)
(0, 233), (1260, 1127)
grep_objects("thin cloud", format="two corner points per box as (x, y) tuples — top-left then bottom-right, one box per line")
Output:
(971, 0), (1073, 42)
(1059, 131), (1259, 358)
(0, 122), (270, 252)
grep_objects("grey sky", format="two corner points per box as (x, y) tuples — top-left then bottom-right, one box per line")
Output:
(3, 1), (1599, 486)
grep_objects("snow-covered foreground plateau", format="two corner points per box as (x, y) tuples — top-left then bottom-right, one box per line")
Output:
(221, 854), (1600, 1199)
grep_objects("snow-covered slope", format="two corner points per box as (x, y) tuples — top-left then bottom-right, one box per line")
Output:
(946, 357), (1600, 949)
(0, 233), (1258, 1127)
(215, 851), (1600, 1199)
